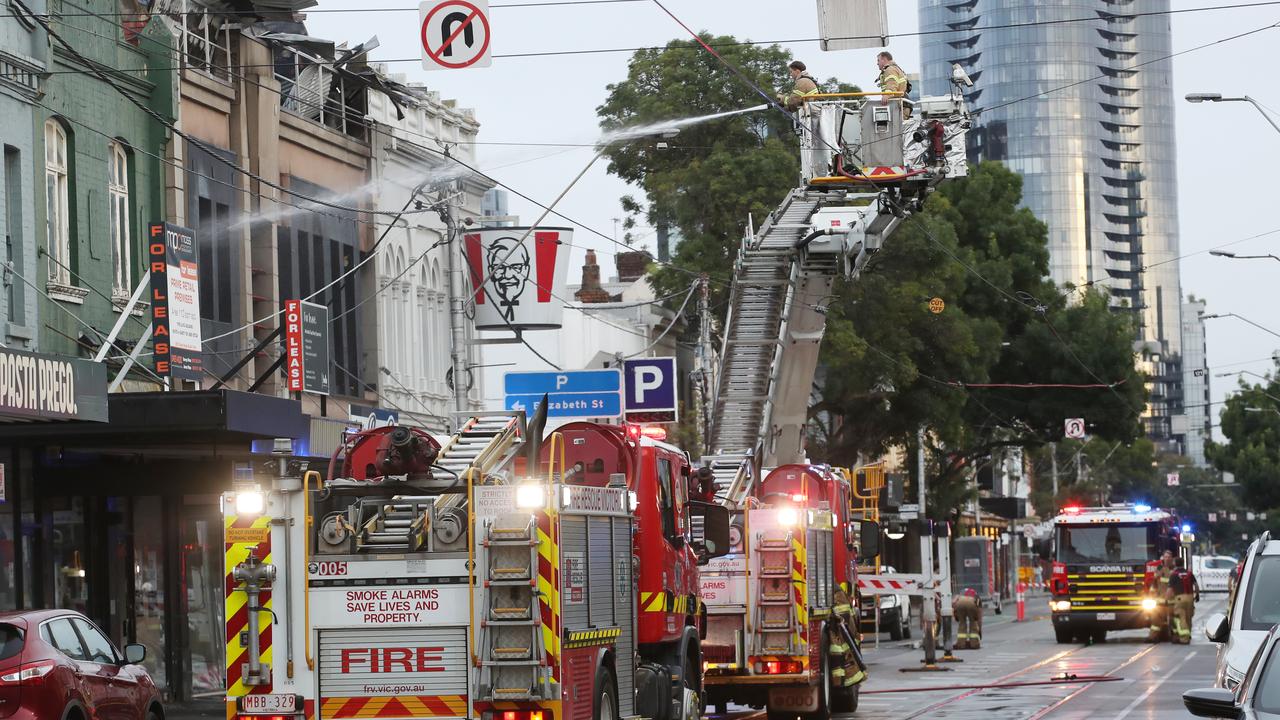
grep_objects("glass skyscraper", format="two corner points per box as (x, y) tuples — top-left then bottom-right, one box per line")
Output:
(919, 0), (1185, 446)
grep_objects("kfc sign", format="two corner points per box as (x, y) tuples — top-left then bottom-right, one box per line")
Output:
(463, 227), (573, 331)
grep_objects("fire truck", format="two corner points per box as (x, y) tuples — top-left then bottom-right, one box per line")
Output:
(1048, 504), (1185, 644)
(694, 77), (974, 718)
(700, 464), (873, 718)
(221, 412), (729, 720)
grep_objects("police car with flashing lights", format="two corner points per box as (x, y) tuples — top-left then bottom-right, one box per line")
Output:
(1207, 532), (1280, 691)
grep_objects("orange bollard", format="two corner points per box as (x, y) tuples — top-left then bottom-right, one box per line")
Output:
(1016, 581), (1026, 622)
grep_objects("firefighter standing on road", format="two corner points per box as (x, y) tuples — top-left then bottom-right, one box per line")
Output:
(829, 585), (868, 687)
(1169, 557), (1199, 645)
(778, 60), (820, 111)
(953, 587), (982, 649)
(1146, 550), (1175, 642)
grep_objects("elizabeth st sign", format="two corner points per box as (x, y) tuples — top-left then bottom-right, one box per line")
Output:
(504, 358), (681, 421)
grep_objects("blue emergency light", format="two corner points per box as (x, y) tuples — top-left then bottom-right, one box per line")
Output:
(1133, 504), (1152, 513)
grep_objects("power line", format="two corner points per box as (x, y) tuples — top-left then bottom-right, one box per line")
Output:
(21, 0), (1280, 64)
(20, 0), (438, 219)
(46, 0), (727, 292)
(6, 0), (650, 19)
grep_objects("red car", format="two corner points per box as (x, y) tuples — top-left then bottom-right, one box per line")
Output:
(0, 610), (163, 720)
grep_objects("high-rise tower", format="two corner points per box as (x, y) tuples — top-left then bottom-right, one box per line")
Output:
(919, 0), (1185, 447)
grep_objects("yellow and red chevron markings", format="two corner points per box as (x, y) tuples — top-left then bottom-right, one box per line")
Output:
(792, 535), (808, 647)
(535, 511), (560, 682)
(321, 695), (467, 719)
(224, 508), (273, 697)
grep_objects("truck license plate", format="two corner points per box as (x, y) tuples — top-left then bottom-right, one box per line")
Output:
(238, 694), (299, 715)
(1096, 612), (1116, 621)
(769, 686), (818, 713)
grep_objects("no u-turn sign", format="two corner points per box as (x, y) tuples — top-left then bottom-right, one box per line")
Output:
(420, 0), (492, 71)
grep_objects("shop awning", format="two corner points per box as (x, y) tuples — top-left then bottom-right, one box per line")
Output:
(0, 389), (307, 447)
(0, 347), (108, 423)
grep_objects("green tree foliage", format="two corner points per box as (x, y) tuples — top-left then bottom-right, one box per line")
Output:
(1209, 368), (1280, 512)
(597, 36), (850, 301)
(597, 44), (1146, 520)
(813, 163), (1147, 516)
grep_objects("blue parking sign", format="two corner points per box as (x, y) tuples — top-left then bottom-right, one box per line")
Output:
(623, 357), (678, 423)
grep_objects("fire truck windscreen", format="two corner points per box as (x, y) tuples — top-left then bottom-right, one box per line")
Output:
(1055, 523), (1156, 564)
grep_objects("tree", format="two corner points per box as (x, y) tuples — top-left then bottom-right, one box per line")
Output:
(812, 163), (1148, 517)
(597, 36), (853, 302)
(1209, 366), (1280, 513)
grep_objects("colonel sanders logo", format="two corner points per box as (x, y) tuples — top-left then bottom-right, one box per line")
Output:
(486, 237), (530, 322)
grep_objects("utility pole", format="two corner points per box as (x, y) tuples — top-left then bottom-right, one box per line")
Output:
(439, 186), (471, 422)
(1049, 442), (1059, 506)
(693, 274), (712, 455)
(917, 425), (927, 513)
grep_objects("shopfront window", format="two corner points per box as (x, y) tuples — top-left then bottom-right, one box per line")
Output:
(0, 500), (13, 609)
(133, 497), (166, 689)
(185, 511), (225, 698)
(50, 496), (88, 613)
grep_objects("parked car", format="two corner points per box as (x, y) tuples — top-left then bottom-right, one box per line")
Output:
(1185, 624), (1280, 719)
(1194, 554), (1239, 593)
(1207, 533), (1280, 691)
(858, 566), (912, 641)
(0, 609), (162, 720)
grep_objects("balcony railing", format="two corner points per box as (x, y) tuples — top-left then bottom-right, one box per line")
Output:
(274, 45), (366, 141)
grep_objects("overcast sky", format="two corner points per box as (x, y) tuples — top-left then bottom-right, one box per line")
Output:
(308, 0), (1280, 430)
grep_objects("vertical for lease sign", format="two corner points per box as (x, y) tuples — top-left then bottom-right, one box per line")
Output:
(148, 223), (203, 381)
(284, 299), (331, 395)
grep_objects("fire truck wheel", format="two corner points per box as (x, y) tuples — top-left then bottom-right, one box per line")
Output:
(593, 666), (619, 720)
(1054, 625), (1075, 644)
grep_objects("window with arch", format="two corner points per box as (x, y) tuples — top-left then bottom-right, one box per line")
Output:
(107, 141), (132, 295)
(44, 119), (70, 285)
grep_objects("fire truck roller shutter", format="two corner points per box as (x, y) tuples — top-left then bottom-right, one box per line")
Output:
(318, 627), (468, 719)
(558, 512), (637, 718)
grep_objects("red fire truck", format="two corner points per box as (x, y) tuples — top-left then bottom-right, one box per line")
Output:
(221, 414), (729, 720)
(700, 463), (876, 719)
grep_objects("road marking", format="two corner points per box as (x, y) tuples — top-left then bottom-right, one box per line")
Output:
(1025, 644), (1158, 720)
(1113, 650), (1199, 720)
(902, 646), (1086, 719)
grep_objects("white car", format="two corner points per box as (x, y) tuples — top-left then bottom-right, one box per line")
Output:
(1207, 533), (1280, 691)
(1194, 554), (1238, 593)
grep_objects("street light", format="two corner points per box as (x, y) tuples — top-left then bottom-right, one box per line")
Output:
(1185, 92), (1280, 135)
(1245, 407), (1280, 417)
(1199, 312), (1280, 341)
(1209, 250), (1280, 263)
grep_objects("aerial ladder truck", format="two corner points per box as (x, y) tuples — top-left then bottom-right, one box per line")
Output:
(221, 412), (730, 720)
(698, 75), (974, 718)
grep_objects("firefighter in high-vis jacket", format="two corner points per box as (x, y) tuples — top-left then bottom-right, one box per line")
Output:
(1169, 557), (1199, 645)
(953, 587), (983, 649)
(1146, 550), (1175, 642)
(829, 585), (868, 687)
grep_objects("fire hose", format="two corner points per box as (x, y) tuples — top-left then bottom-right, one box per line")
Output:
(861, 674), (1123, 694)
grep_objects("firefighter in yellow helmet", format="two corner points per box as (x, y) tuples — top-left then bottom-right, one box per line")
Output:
(779, 60), (820, 111)
(953, 587), (983, 650)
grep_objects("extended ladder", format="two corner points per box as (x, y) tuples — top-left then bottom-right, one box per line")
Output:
(435, 413), (526, 480)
